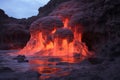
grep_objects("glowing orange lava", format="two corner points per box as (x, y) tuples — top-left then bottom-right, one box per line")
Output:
(18, 17), (93, 61)
(63, 18), (69, 28)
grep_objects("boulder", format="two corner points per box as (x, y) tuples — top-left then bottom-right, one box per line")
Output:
(13, 55), (28, 63)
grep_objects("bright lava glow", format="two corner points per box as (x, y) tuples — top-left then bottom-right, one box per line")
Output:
(18, 17), (93, 62)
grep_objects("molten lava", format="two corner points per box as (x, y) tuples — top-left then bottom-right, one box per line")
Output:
(63, 18), (69, 28)
(18, 17), (92, 62)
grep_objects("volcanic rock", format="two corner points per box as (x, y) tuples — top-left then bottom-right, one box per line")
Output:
(0, 9), (9, 18)
(38, 0), (70, 17)
(0, 70), (40, 80)
(87, 57), (104, 65)
(54, 28), (74, 43)
(0, 67), (14, 73)
(18, 70), (41, 80)
(56, 62), (70, 65)
(30, 16), (63, 34)
(0, 24), (30, 49)
(48, 57), (62, 62)
(0, 9), (31, 50)
(13, 55), (28, 63)
(73, 53), (81, 59)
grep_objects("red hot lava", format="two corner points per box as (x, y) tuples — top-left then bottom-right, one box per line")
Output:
(18, 16), (93, 61)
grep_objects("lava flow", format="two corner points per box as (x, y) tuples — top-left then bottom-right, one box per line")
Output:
(18, 16), (93, 61)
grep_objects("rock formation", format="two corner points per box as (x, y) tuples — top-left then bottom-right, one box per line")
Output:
(37, 0), (120, 58)
(0, 9), (30, 49)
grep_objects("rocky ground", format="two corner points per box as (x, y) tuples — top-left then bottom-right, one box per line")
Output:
(0, 50), (40, 80)
(0, 50), (120, 80)
(46, 57), (120, 80)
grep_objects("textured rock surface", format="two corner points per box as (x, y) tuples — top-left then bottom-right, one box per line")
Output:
(0, 70), (40, 80)
(0, 23), (30, 49)
(38, 0), (70, 17)
(0, 9), (8, 18)
(54, 28), (74, 43)
(0, 9), (30, 49)
(46, 58), (120, 80)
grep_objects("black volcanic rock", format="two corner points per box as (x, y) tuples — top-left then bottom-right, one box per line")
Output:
(0, 24), (30, 49)
(0, 9), (31, 49)
(0, 67), (13, 73)
(13, 55), (28, 63)
(0, 9), (9, 18)
(88, 57), (104, 65)
(38, 0), (70, 17)
(54, 28), (74, 43)
(30, 16), (63, 34)
(0, 9), (18, 25)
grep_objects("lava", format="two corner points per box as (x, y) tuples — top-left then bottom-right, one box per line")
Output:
(18, 16), (93, 61)
(63, 18), (69, 28)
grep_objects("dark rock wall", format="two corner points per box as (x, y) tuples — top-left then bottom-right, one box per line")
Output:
(38, 0), (70, 17)
(0, 9), (30, 49)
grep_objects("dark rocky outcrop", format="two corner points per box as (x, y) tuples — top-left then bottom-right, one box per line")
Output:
(0, 23), (30, 49)
(13, 55), (28, 63)
(0, 70), (41, 80)
(0, 9), (30, 49)
(0, 9), (9, 18)
(0, 67), (14, 73)
(38, 0), (70, 17)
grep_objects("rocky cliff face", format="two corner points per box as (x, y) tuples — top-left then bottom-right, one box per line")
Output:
(0, 9), (9, 18)
(0, 9), (30, 49)
(38, 0), (70, 17)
